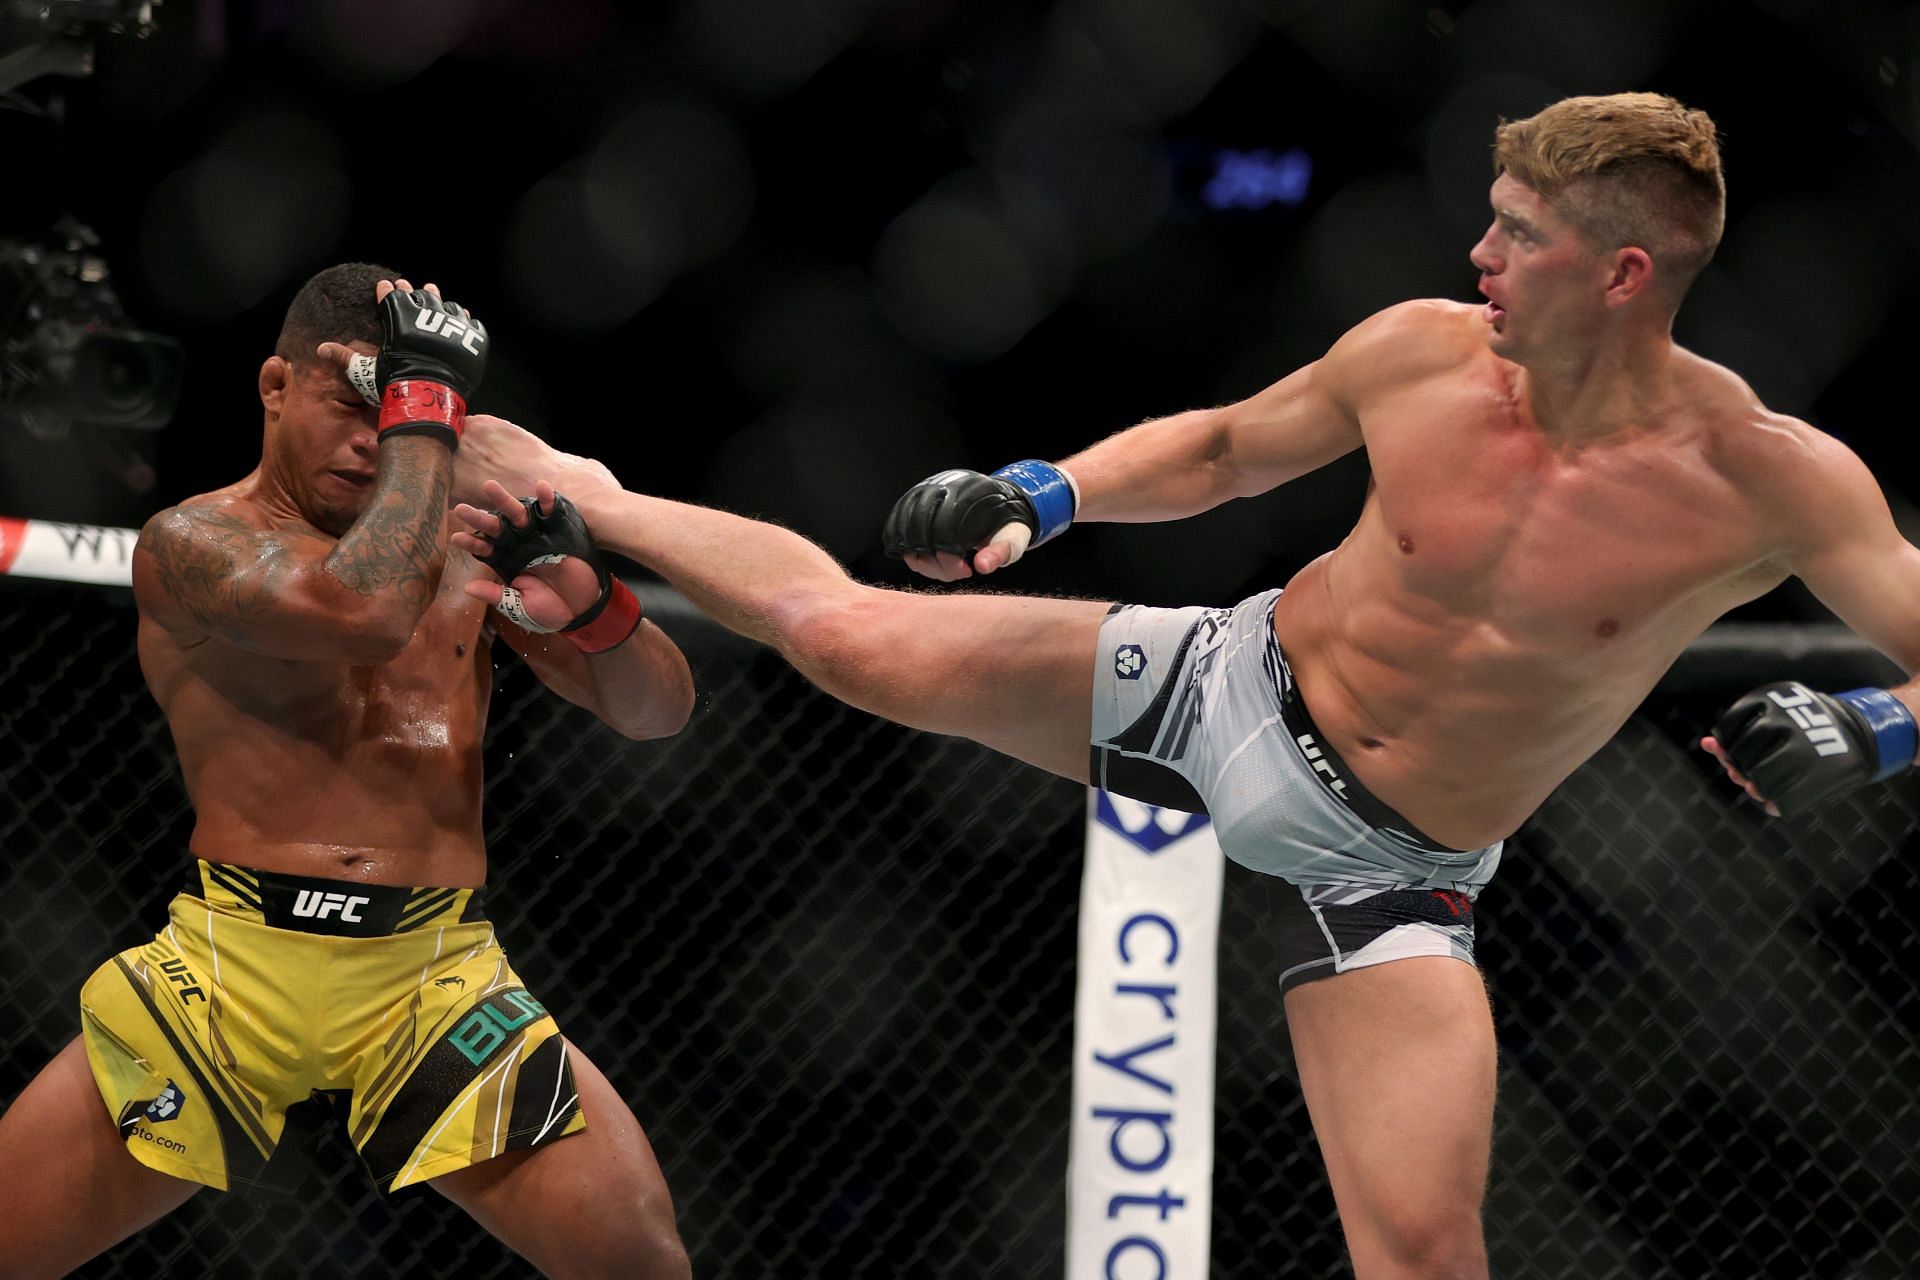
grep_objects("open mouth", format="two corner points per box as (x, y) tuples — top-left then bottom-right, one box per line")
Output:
(1477, 281), (1506, 327)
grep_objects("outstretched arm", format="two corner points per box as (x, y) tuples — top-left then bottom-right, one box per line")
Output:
(883, 300), (1457, 580)
(1057, 319), (1379, 524)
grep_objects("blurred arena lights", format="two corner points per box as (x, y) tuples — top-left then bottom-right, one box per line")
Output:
(1301, 172), (1459, 322)
(725, 269), (935, 403)
(1683, 196), (1900, 416)
(677, 0), (881, 95)
(587, 102), (756, 277)
(705, 390), (963, 560)
(1200, 147), (1312, 211)
(874, 174), (1061, 363)
(137, 110), (351, 319)
(300, 0), (476, 85)
(504, 100), (755, 334)
(1042, 0), (1261, 125)
(989, 91), (1172, 260)
(503, 159), (671, 334)
(1447, 0), (1677, 94)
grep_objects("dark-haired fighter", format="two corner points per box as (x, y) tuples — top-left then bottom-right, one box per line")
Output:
(451, 93), (1920, 1277)
(0, 266), (695, 1279)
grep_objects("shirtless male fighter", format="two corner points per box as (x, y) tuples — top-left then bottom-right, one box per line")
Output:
(0, 266), (696, 1279)
(451, 94), (1920, 1278)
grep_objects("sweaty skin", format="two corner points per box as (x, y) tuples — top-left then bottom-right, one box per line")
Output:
(1267, 301), (1798, 849)
(133, 324), (692, 890)
(136, 493), (501, 886)
(888, 173), (1920, 847)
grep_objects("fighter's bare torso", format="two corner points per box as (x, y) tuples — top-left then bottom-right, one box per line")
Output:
(137, 484), (497, 888)
(1277, 300), (1806, 849)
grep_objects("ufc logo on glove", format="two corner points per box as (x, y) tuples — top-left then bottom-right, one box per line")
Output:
(409, 309), (484, 354)
(1766, 686), (1848, 757)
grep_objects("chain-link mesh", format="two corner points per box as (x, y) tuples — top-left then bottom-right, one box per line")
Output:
(4, 579), (1917, 1277)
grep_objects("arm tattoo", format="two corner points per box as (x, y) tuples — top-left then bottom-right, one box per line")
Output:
(139, 439), (450, 644)
(140, 506), (319, 640)
(324, 437), (453, 602)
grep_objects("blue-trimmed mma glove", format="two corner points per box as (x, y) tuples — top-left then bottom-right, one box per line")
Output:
(881, 460), (1078, 572)
(477, 493), (642, 654)
(1710, 682), (1917, 814)
(343, 287), (488, 449)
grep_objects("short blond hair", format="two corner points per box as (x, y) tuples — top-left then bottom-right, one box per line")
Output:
(1494, 93), (1725, 299)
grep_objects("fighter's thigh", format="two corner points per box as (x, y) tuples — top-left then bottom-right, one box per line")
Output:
(431, 1042), (689, 1280)
(0, 1037), (200, 1279)
(1284, 958), (1494, 1277)
(782, 585), (1111, 782)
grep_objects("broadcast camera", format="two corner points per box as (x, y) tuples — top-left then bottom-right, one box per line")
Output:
(0, 222), (182, 438)
(0, 0), (158, 94)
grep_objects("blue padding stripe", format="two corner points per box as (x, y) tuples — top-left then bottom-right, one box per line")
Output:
(993, 459), (1076, 545)
(1839, 688), (1918, 781)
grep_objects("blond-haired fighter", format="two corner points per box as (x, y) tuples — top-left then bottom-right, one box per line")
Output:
(455, 94), (1920, 1278)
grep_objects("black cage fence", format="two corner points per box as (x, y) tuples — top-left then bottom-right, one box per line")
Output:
(3, 577), (1916, 1279)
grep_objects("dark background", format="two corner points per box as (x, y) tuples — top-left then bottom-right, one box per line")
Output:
(4, 0), (1920, 615)
(7, 5), (1920, 1275)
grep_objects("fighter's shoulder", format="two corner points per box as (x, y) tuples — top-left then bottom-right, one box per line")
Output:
(1323, 300), (1484, 387)
(1684, 355), (1871, 506)
(140, 487), (270, 545)
(134, 488), (327, 619)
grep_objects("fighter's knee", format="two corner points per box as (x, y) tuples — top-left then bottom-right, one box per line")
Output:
(1352, 1207), (1486, 1280)
(614, 1227), (692, 1280)
(552, 1209), (690, 1280)
(775, 588), (901, 694)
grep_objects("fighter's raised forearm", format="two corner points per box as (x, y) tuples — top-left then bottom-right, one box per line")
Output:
(134, 435), (453, 664)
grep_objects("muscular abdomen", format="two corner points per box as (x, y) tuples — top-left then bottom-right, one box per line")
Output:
(141, 619), (493, 886)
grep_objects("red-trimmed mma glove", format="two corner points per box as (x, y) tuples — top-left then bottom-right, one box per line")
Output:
(345, 288), (488, 449)
(477, 493), (642, 654)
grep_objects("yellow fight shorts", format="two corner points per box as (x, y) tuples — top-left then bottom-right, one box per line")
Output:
(78, 860), (585, 1193)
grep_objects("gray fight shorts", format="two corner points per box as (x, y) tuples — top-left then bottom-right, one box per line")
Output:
(1090, 589), (1501, 992)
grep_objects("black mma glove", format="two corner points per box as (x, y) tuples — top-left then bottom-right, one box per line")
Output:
(1710, 681), (1917, 814)
(348, 287), (488, 449)
(881, 460), (1077, 567)
(479, 493), (642, 654)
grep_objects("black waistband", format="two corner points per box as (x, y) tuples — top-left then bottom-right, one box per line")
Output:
(1266, 635), (1469, 856)
(184, 860), (488, 937)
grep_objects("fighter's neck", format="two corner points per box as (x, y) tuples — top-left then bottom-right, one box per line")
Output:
(1509, 336), (1680, 448)
(241, 456), (325, 535)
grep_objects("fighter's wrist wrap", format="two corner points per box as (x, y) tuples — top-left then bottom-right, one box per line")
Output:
(483, 494), (643, 654)
(991, 459), (1077, 546)
(1836, 687), (1918, 781)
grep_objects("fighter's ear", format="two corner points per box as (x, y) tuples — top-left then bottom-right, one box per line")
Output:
(1604, 246), (1656, 306)
(259, 355), (292, 410)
